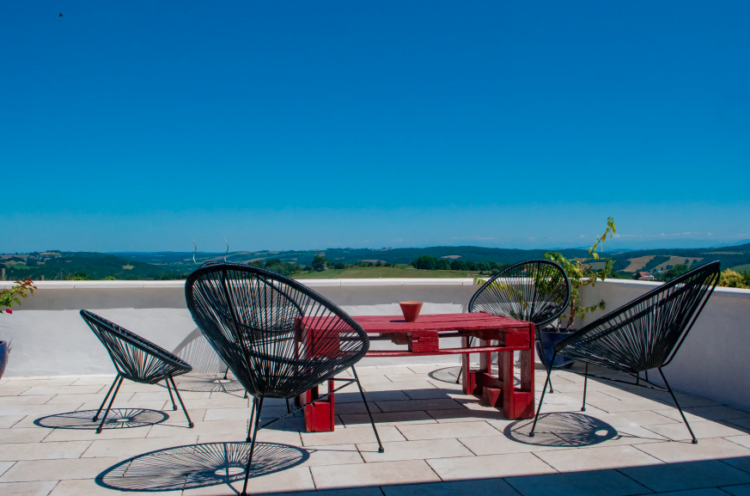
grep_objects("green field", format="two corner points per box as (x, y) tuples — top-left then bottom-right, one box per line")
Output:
(732, 264), (750, 273)
(294, 267), (473, 279)
(623, 255), (655, 273)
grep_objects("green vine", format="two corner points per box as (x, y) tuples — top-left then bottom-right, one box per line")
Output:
(544, 217), (616, 329)
(1, 278), (37, 314)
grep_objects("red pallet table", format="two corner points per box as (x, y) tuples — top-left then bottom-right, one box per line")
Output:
(297, 312), (535, 432)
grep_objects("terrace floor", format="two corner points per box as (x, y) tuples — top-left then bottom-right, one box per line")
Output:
(2, 363), (750, 496)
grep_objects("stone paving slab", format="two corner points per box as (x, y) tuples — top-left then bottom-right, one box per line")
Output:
(505, 469), (651, 496)
(2, 363), (750, 495)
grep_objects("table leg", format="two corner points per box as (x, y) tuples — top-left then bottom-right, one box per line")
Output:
(499, 350), (515, 417)
(502, 324), (535, 419)
(300, 380), (335, 432)
(461, 336), (476, 395)
(463, 329), (536, 419)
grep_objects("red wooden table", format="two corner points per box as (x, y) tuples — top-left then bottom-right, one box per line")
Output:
(298, 312), (535, 432)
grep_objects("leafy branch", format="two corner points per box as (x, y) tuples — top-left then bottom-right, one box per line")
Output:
(0, 278), (37, 314)
(545, 217), (616, 329)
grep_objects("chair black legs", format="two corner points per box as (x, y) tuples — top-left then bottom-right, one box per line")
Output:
(245, 397), (258, 442)
(241, 396), (264, 496)
(529, 350), (555, 437)
(96, 375), (124, 433)
(531, 363), (697, 445)
(168, 377), (194, 428)
(581, 363), (589, 412)
(93, 374), (121, 422)
(659, 368), (697, 444)
(165, 378), (178, 410)
(93, 375), (193, 432)
(538, 340), (555, 394)
(352, 367), (384, 453)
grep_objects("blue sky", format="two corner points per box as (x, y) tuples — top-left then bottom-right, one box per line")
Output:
(2, 1), (749, 253)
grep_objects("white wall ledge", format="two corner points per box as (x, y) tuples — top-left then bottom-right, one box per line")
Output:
(2, 274), (749, 411)
(4, 277), (750, 298)
(1, 278), (480, 290)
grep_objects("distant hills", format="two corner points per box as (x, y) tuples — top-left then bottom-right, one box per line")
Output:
(2, 243), (750, 280)
(118, 246), (595, 267)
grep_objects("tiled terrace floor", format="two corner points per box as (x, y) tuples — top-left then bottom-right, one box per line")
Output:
(2, 363), (750, 496)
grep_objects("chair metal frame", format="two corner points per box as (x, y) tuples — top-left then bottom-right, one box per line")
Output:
(458, 260), (571, 389)
(529, 261), (721, 444)
(185, 262), (383, 496)
(80, 310), (194, 433)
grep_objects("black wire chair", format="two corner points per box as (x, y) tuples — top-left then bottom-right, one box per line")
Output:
(185, 262), (383, 496)
(80, 310), (195, 433)
(458, 260), (571, 388)
(530, 261), (721, 444)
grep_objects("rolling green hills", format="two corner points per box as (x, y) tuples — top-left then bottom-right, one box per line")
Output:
(2, 243), (750, 281)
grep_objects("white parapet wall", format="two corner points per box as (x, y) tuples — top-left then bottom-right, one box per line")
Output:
(578, 279), (750, 412)
(2, 277), (748, 411)
(0, 279), (478, 378)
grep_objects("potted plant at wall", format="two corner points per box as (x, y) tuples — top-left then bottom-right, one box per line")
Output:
(0, 278), (36, 379)
(539, 217), (616, 368)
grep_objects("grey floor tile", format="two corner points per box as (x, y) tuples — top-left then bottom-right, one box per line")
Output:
(729, 418), (750, 431)
(634, 438), (750, 463)
(383, 479), (519, 496)
(727, 437), (750, 450)
(534, 445), (663, 472)
(301, 425), (405, 446)
(0, 480), (59, 496)
(644, 421), (747, 441)
(0, 458), (121, 482)
(722, 484), (750, 495)
(724, 456), (750, 475)
(0, 441), (92, 462)
(619, 460), (750, 493)
(257, 489), (382, 496)
(395, 420), (499, 441)
(427, 452), (555, 480)
(311, 459), (440, 489)
(358, 438), (473, 462)
(653, 406), (750, 423)
(376, 399), (462, 413)
(339, 410), (435, 427)
(650, 489), (730, 495)
(50, 479), (177, 495)
(182, 466), (315, 494)
(402, 389), (466, 400)
(0, 462), (14, 477)
(0, 428), (51, 444)
(0, 416), (25, 429)
(505, 469), (651, 496)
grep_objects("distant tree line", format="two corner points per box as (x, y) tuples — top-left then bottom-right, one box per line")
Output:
(248, 258), (303, 276)
(410, 255), (507, 273)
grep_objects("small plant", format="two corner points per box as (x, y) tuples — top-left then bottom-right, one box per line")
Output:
(544, 217), (617, 330)
(1, 278), (37, 314)
(718, 269), (750, 289)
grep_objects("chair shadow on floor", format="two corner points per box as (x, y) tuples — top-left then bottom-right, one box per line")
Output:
(168, 328), (246, 393)
(505, 412), (620, 447)
(34, 408), (169, 430)
(97, 442), (309, 493)
(164, 373), (246, 393)
(429, 365), (462, 384)
(428, 365), (521, 388)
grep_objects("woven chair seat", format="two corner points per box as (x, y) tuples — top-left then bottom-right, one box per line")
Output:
(554, 261), (721, 374)
(81, 310), (192, 384)
(530, 261), (721, 445)
(185, 263), (368, 399)
(470, 260), (571, 327)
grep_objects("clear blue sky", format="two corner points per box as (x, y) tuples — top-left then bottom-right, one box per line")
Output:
(3, 1), (749, 253)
